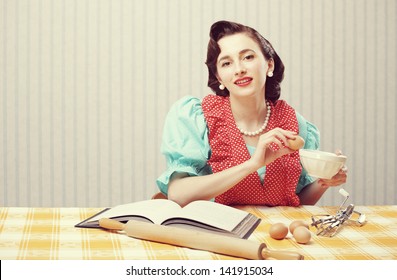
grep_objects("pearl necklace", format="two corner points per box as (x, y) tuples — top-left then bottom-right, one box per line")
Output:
(237, 101), (271, 137)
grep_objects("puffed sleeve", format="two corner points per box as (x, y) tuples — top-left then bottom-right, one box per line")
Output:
(295, 112), (321, 193)
(156, 96), (212, 196)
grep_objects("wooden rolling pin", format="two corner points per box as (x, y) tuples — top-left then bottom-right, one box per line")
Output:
(99, 218), (304, 260)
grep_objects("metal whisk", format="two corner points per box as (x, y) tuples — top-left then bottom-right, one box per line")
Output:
(311, 189), (366, 237)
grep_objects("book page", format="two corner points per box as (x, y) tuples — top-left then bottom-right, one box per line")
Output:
(86, 199), (182, 224)
(170, 200), (249, 232)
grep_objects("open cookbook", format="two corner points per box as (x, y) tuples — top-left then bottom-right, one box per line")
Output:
(75, 199), (261, 239)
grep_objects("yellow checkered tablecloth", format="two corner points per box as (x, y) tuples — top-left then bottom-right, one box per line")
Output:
(0, 205), (396, 260)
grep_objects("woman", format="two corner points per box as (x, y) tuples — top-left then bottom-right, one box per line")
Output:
(156, 20), (347, 207)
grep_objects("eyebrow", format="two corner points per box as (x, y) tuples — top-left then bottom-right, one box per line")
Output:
(217, 49), (256, 63)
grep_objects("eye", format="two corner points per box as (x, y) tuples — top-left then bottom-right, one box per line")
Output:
(221, 61), (231, 67)
(244, 54), (255, 60)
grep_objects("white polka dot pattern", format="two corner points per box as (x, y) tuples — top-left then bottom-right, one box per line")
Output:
(202, 95), (301, 206)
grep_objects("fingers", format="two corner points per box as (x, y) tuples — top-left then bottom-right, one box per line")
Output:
(252, 128), (297, 167)
(320, 148), (348, 187)
(318, 170), (347, 187)
(254, 128), (301, 167)
(259, 128), (298, 150)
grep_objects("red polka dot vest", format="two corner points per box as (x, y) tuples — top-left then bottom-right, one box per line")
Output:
(202, 95), (301, 206)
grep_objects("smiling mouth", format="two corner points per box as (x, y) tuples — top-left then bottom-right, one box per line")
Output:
(235, 78), (253, 86)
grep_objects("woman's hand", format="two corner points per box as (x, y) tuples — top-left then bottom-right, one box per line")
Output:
(298, 150), (347, 205)
(318, 149), (348, 188)
(250, 128), (297, 169)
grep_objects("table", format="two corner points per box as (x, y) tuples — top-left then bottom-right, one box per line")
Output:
(1, 205), (396, 260)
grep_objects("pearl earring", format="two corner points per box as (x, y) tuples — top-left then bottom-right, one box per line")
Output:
(267, 72), (273, 78)
(219, 84), (225, 90)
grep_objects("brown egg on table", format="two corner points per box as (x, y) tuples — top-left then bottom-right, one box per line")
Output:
(287, 136), (305, 151)
(269, 222), (288, 240)
(293, 226), (312, 244)
(289, 220), (309, 234)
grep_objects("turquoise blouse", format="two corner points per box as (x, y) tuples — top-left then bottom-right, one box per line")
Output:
(156, 96), (320, 197)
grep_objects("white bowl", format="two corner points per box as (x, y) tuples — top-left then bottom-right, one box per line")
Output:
(299, 149), (347, 179)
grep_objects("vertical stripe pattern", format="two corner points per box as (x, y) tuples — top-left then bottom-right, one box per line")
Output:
(0, 0), (396, 207)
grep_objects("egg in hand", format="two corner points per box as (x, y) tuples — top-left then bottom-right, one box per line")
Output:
(287, 136), (305, 150)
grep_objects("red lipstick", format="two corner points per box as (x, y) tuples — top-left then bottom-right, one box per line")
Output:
(234, 77), (253, 87)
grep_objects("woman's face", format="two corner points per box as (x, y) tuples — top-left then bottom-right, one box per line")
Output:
(216, 33), (273, 98)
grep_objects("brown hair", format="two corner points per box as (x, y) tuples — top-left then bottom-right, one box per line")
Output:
(205, 20), (284, 103)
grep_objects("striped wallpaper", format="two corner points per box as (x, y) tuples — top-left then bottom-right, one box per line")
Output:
(1, 0), (396, 207)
